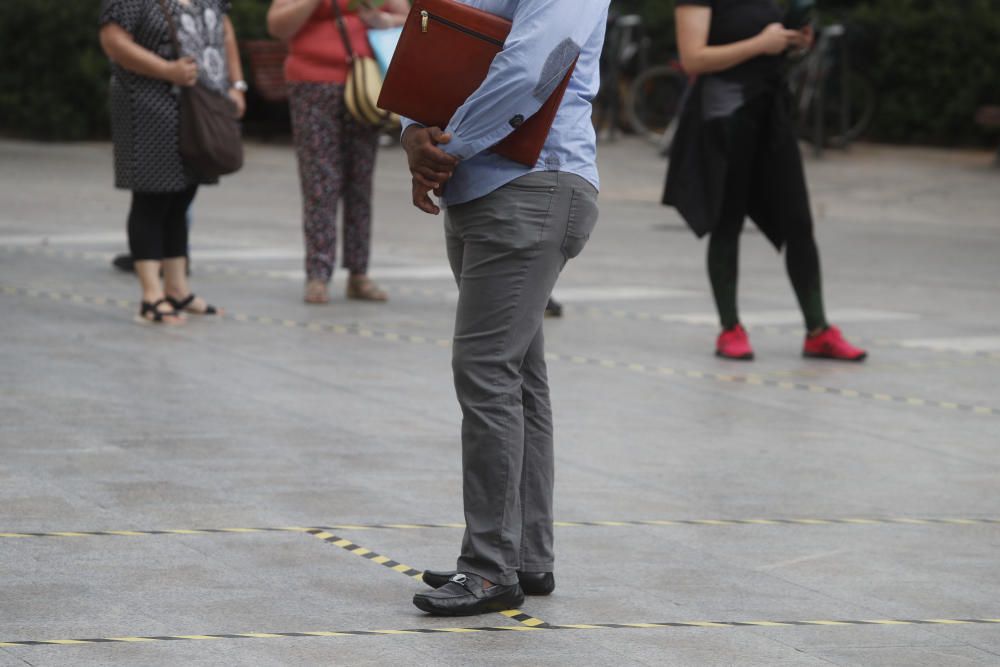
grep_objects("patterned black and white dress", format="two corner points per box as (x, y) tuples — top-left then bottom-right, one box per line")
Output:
(99, 0), (232, 192)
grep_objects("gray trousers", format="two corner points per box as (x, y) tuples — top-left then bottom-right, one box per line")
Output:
(444, 171), (599, 586)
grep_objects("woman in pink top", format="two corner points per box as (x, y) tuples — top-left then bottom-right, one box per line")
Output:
(268, 0), (408, 304)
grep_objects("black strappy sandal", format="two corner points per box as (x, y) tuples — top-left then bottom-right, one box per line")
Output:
(138, 298), (182, 325)
(167, 293), (219, 316)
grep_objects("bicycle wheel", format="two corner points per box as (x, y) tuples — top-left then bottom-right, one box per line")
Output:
(627, 65), (687, 145)
(824, 72), (876, 147)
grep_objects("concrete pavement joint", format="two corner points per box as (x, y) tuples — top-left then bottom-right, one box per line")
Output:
(3, 517), (998, 539)
(2, 617), (998, 648)
(9, 243), (1000, 362)
(567, 305), (1000, 360)
(544, 351), (999, 417)
(4, 283), (996, 416)
(758, 355), (1000, 380)
(0, 284), (452, 347)
(0, 245), (454, 302)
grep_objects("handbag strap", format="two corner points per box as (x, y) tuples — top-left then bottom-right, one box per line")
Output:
(155, 0), (183, 59)
(329, 0), (358, 64)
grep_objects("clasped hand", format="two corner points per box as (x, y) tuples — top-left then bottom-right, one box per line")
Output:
(401, 126), (459, 215)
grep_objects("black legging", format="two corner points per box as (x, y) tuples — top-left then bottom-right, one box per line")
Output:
(708, 93), (827, 332)
(127, 186), (197, 261)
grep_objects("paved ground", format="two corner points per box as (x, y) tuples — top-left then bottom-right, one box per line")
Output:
(1, 135), (999, 666)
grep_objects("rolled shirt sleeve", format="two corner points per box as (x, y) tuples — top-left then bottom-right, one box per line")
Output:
(441, 0), (609, 161)
(400, 117), (425, 136)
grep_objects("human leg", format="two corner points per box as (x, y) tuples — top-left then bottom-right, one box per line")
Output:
(710, 95), (782, 358)
(341, 115), (387, 302)
(708, 130), (754, 357)
(518, 327), (555, 575)
(161, 186), (218, 314)
(708, 216), (745, 331)
(760, 116), (865, 360)
(709, 98), (761, 334)
(765, 134), (829, 333)
(420, 329), (556, 595)
(289, 83), (344, 292)
(785, 233), (827, 333)
(128, 191), (182, 324)
(341, 115), (377, 275)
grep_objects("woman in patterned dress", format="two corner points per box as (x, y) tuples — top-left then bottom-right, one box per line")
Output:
(267, 0), (409, 305)
(99, 0), (245, 323)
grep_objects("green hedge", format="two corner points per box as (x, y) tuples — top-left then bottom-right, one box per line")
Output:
(1, 0), (997, 145)
(849, 0), (1000, 144)
(229, 0), (271, 39)
(0, 0), (110, 140)
(0, 0), (271, 141)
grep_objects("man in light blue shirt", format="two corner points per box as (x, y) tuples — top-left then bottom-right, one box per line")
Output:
(402, 0), (610, 617)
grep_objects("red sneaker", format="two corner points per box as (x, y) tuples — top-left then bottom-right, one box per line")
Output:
(716, 324), (755, 360)
(803, 325), (867, 361)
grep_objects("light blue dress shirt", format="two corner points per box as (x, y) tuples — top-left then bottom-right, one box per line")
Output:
(401, 0), (610, 207)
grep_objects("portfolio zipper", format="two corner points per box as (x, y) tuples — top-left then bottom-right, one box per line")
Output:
(420, 10), (505, 48)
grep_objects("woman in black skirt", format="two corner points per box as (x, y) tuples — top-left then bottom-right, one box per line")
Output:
(664, 0), (866, 361)
(99, 0), (244, 323)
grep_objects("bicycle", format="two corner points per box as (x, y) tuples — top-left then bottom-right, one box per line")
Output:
(788, 22), (876, 154)
(593, 12), (646, 142)
(626, 58), (689, 152)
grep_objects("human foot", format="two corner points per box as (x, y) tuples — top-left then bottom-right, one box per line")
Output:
(137, 298), (184, 325)
(304, 280), (330, 304)
(422, 570), (555, 596)
(803, 325), (867, 361)
(716, 324), (754, 360)
(167, 293), (220, 315)
(346, 275), (388, 302)
(412, 573), (524, 616)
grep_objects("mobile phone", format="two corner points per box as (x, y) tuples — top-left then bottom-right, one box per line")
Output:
(784, 0), (816, 29)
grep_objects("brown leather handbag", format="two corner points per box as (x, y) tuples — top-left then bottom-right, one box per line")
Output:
(157, 0), (244, 180)
(377, 0), (576, 167)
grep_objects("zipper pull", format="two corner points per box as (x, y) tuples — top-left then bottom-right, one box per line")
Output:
(421, 10), (429, 33)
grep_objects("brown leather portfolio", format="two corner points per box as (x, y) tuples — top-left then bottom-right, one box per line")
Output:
(377, 0), (575, 167)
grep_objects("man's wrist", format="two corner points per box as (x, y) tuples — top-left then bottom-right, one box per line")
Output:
(401, 125), (424, 151)
(231, 79), (248, 93)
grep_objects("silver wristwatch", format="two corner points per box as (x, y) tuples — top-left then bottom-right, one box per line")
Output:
(231, 80), (249, 93)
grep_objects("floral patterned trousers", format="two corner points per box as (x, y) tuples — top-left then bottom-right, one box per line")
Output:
(289, 82), (378, 282)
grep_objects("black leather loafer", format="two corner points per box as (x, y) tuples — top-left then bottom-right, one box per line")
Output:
(412, 573), (524, 616)
(516, 571), (556, 596)
(422, 569), (555, 596)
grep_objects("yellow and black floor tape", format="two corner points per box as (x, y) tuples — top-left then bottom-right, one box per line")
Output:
(304, 530), (548, 628)
(3, 617), (998, 648)
(5, 283), (997, 417)
(3, 516), (998, 540)
(306, 530), (423, 581)
(0, 526), (312, 539)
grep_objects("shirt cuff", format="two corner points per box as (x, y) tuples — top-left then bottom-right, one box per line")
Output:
(441, 124), (516, 161)
(400, 117), (425, 139)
